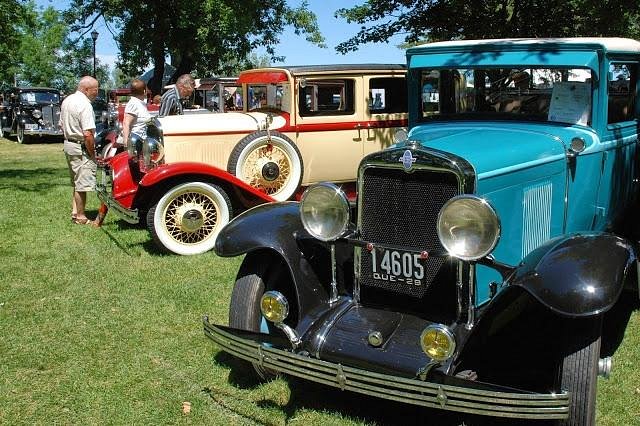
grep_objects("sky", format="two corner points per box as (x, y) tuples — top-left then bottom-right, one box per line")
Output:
(36, 0), (407, 72)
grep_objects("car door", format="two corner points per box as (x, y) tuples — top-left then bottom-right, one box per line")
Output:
(593, 59), (640, 230)
(294, 75), (365, 184)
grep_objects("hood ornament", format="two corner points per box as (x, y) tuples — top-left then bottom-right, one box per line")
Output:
(399, 150), (417, 171)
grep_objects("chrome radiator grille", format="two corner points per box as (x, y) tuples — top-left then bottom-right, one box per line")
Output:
(358, 166), (459, 298)
(41, 105), (59, 129)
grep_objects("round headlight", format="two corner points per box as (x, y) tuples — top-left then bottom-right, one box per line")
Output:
(127, 133), (142, 157)
(260, 291), (289, 324)
(32, 109), (42, 119)
(437, 195), (500, 261)
(420, 324), (456, 362)
(300, 183), (350, 241)
(142, 136), (165, 168)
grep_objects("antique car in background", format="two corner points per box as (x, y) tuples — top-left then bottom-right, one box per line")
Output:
(204, 38), (640, 425)
(0, 87), (63, 143)
(97, 65), (407, 255)
(190, 77), (240, 112)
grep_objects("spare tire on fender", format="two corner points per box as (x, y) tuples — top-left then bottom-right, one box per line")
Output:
(227, 130), (303, 202)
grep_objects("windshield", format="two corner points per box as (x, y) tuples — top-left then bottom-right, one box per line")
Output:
(247, 83), (290, 113)
(418, 67), (593, 126)
(20, 91), (60, 104)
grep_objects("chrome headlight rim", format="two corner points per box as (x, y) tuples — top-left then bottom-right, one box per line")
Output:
(300, 182), (350, 242)
(420, 324), (456, 362)
(127, 133), (142, 158)
(437, 195), (501, 261)
(32, 109), (42, 119)
(142, 136), (165, 169)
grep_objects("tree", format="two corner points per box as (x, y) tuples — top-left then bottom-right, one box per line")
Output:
(1, 1), (111, 92)
(0, 0), (25, 86)
(335, 0), (640, 53)
(66, 0), (325, 95)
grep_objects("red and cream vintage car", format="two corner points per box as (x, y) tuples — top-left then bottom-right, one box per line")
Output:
(97, 64), (407, 255)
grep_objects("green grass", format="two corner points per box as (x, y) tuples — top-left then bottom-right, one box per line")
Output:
(0, 137), (638, 425)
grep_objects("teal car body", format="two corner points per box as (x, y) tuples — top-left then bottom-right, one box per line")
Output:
(205, 38), (640, 424)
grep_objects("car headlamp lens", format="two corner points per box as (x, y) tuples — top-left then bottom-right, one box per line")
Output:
(142, 136), (165, 169)
(32, 109), (42, 119)
(420, 324), (456, 362)
(437, 195), (500, 261)
(300, 183), (350, 241)
(260, 291), (289, 324)
(127, 133), (142, 157)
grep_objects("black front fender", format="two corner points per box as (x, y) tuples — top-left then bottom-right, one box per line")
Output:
(215, 201), (302, 258)
(507, 232), (637, 317)
(215, 201), (353, 325)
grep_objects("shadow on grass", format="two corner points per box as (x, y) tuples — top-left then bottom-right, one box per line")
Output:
(209, 352), (548, 426)
(0, 168), (67, 191)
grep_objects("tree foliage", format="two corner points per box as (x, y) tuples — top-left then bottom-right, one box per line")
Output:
(66, 0), (325, 95)
(0, 0), (25, 86)
(335, 0), (640, 53)
(1, 1), (111, 92)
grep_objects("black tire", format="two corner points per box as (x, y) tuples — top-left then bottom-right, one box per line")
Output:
(557, 320), (601, 426)
(16, 125), (27, 144)
(227, 130), (303, 202)
(228, 254), (287, 380)
(146, 182), (232, 255)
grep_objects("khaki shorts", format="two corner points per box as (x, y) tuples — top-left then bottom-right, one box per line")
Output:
(65, 152), (96, 192)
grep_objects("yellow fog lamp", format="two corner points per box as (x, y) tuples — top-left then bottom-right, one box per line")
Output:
(260, 291), (289, 324)
(420, 324), (456, 362)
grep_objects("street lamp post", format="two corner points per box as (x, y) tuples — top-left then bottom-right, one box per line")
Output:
(91, 30), (99, 77)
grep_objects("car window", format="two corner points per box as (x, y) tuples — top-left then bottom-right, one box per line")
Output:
(20, 91), (60, 104)
(608, 62), (638, 124)
(417, 67), (593, 126)
(247, 83), (288, 112)
(369, 77), (407, 114)
(298, 79), (355, 116)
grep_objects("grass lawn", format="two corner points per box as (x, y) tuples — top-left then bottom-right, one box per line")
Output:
(0, 137), (638, 425)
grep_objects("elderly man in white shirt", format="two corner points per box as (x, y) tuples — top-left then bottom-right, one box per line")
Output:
(60, 75), (99, 226)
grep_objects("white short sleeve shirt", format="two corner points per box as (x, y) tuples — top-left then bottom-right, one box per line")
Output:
(124, 97), (152, 138)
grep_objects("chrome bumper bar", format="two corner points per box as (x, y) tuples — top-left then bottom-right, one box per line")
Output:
(24, 129), (62, 136)
(96, 164), (139, 224)
(203, 318), (570, 420)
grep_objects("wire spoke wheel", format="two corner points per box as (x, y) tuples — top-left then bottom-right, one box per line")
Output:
(147, 182), (232, 255)
(241, 143), (293, 195)
(229, 130), (303, 202)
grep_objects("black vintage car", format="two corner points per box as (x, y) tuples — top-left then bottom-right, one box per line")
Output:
(0, 87), (63, 143)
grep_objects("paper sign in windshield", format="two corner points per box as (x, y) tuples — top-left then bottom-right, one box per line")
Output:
(548, 82), (591, 125)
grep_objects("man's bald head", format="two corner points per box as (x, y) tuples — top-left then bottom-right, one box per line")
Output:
(77, 76), (99, 101)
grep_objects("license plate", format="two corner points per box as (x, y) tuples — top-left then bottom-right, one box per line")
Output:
(370, 249), (426, 286)
(24, 123), (38, 130)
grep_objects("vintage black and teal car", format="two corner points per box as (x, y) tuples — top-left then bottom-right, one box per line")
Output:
(0, 87), (63, 143)
(204, 38), (640, 425)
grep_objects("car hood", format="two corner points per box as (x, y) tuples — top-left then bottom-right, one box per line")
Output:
(158, 111), (287, 135)
(407, 122), (600, 178)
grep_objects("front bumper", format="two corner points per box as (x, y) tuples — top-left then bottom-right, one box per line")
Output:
(24, 128), (62, 136)
(203, 318), (570, 420)
(96, 163), (139, 223)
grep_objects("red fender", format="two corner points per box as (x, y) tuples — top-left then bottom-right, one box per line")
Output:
(138, 162), (275, 203)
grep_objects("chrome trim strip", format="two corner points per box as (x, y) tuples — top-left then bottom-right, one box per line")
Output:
(466, 264), (475, 330)
(204, 320), (569, 419)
